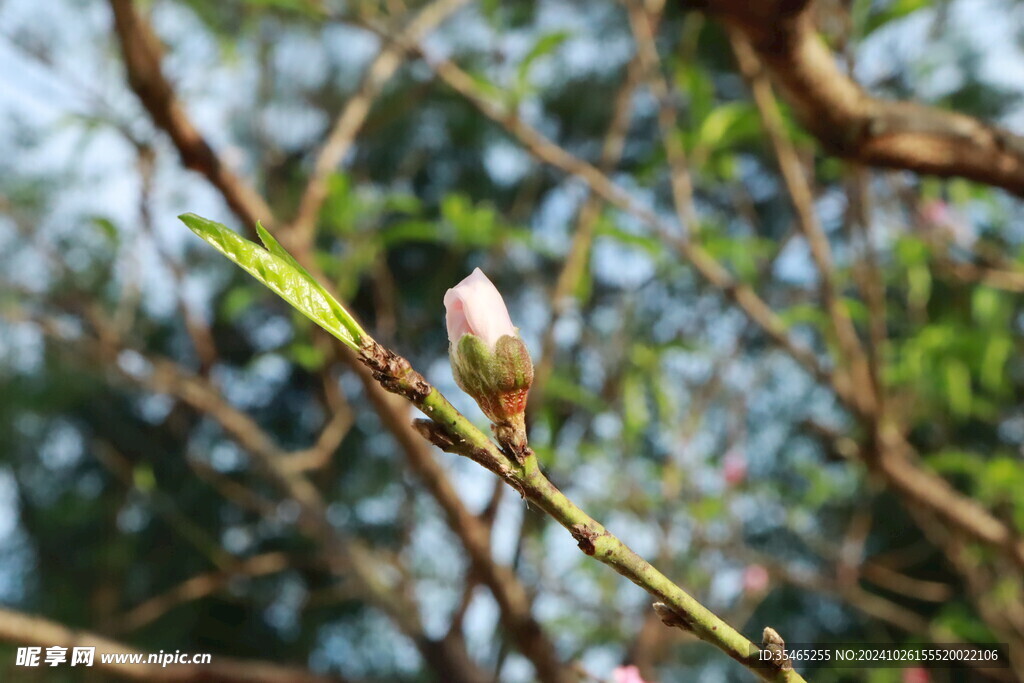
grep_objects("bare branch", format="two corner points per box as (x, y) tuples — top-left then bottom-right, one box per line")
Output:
(118, 553), (292, 633)
(729, 29), (877, 417)
(532, 52), (645, 413)
(702, 0), (1024, 196)
(288, 0), (471, 246)
(348, 356), (576, 683)
(109, 0), (275, 227)
(0, 606), (341, 683)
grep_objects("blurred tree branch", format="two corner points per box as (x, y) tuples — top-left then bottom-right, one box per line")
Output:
(109, 0), (275, 227)
(727, 28), (876, 417)
(288, 0), (471, 248)
(117, 552), (293, 633)
(0, 606), (342, 683)
(699, 0), (1024, 197)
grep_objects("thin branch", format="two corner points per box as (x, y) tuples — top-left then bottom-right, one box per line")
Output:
(118, 553), (293, 633)
(187, 459), (279, 518)
(0, 606), (341, 683)
(288, 0), (470, 246)
(625, 0), (698, 232)
(284, 375), (353, 473)
(845, 166), (887, 404)
(344, 345), (804, 680)
(109, 0), (275, 228)
(347, 356), (576, 683)
(531, 54), (644, 413)
(729, 29), (876, 417)
(859, 562), (953, 603)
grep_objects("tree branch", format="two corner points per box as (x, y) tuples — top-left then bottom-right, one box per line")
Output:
(0, 606), (340, 683)
(702, 0), (1024, 196)
(347, 343), (803, 681)
(288, 0), (470, 246)
(117, 553), (292, 633)
(109, 0), (275, 227)
(728, 28), (877, 418)
(347, 355), (576, 683)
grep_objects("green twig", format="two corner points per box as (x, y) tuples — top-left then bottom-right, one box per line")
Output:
(179, 214), (806, 682)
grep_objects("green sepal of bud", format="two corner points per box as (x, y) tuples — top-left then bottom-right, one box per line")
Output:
(450, 333), (534, 424)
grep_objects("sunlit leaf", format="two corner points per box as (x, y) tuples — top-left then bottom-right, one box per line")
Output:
(516, 31), (570, 96)
(179, 213), (365, 349)
(944, 359), (972, 417)
(861, 0), (931, 36)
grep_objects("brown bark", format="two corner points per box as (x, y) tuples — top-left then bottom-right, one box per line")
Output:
(702, 0), (1024, 196)
(0, 606), (341, 683)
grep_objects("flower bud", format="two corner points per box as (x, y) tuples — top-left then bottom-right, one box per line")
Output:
(444, 269), (533, 426)
(743, 564), (770, 595)
(722, 447), (747, 487)
(613, 665), (649, 683)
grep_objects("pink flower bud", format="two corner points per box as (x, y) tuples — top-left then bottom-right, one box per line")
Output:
(920, 199), (975, 248)
(444, 268), (516, 349)
(743, 564), (770, 595)
(612, 665), (649, 683)
(444, 269), (533, 440)
(723, 448), (747, 486)
(920, 199), (951, 226)
(902, 667), (930, 683)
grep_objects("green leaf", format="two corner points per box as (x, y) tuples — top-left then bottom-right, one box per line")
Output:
(221, 285), (257, 321)
(908, 264), (932, 310)
(89, 216), (119, 243)
(692, 102), (758, 167)
(543, 373), (605, 413)
(944, 359), (972, 417)
(972, 287), (1006, 328)
(978, 457), (1024, 504)
(516, 31), (570, 95)
(289, 341), (327, 371)
(133, 464), (156, 493)
(240, 0), (322, 16)
(594, 218), (663, 255)
(981, 335), (1011, 393)
(179, 213), (365, 349)
(862, 0), (931, 36)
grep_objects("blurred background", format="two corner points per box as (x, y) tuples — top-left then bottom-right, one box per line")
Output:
(1, 0), (1024, 681)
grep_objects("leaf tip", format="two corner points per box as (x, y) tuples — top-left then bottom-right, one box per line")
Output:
(255, 220), (275, 250)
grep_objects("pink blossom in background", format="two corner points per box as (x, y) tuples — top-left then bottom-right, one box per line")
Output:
(919, 199), (976, 248)
(443, 268), (517, 348)
(920, 198), (951, 226)
(743, 564), (770, 595)
(612, 665), (648, 683)
(902, 667), (930, 683)
(723, 447), (747, 486)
